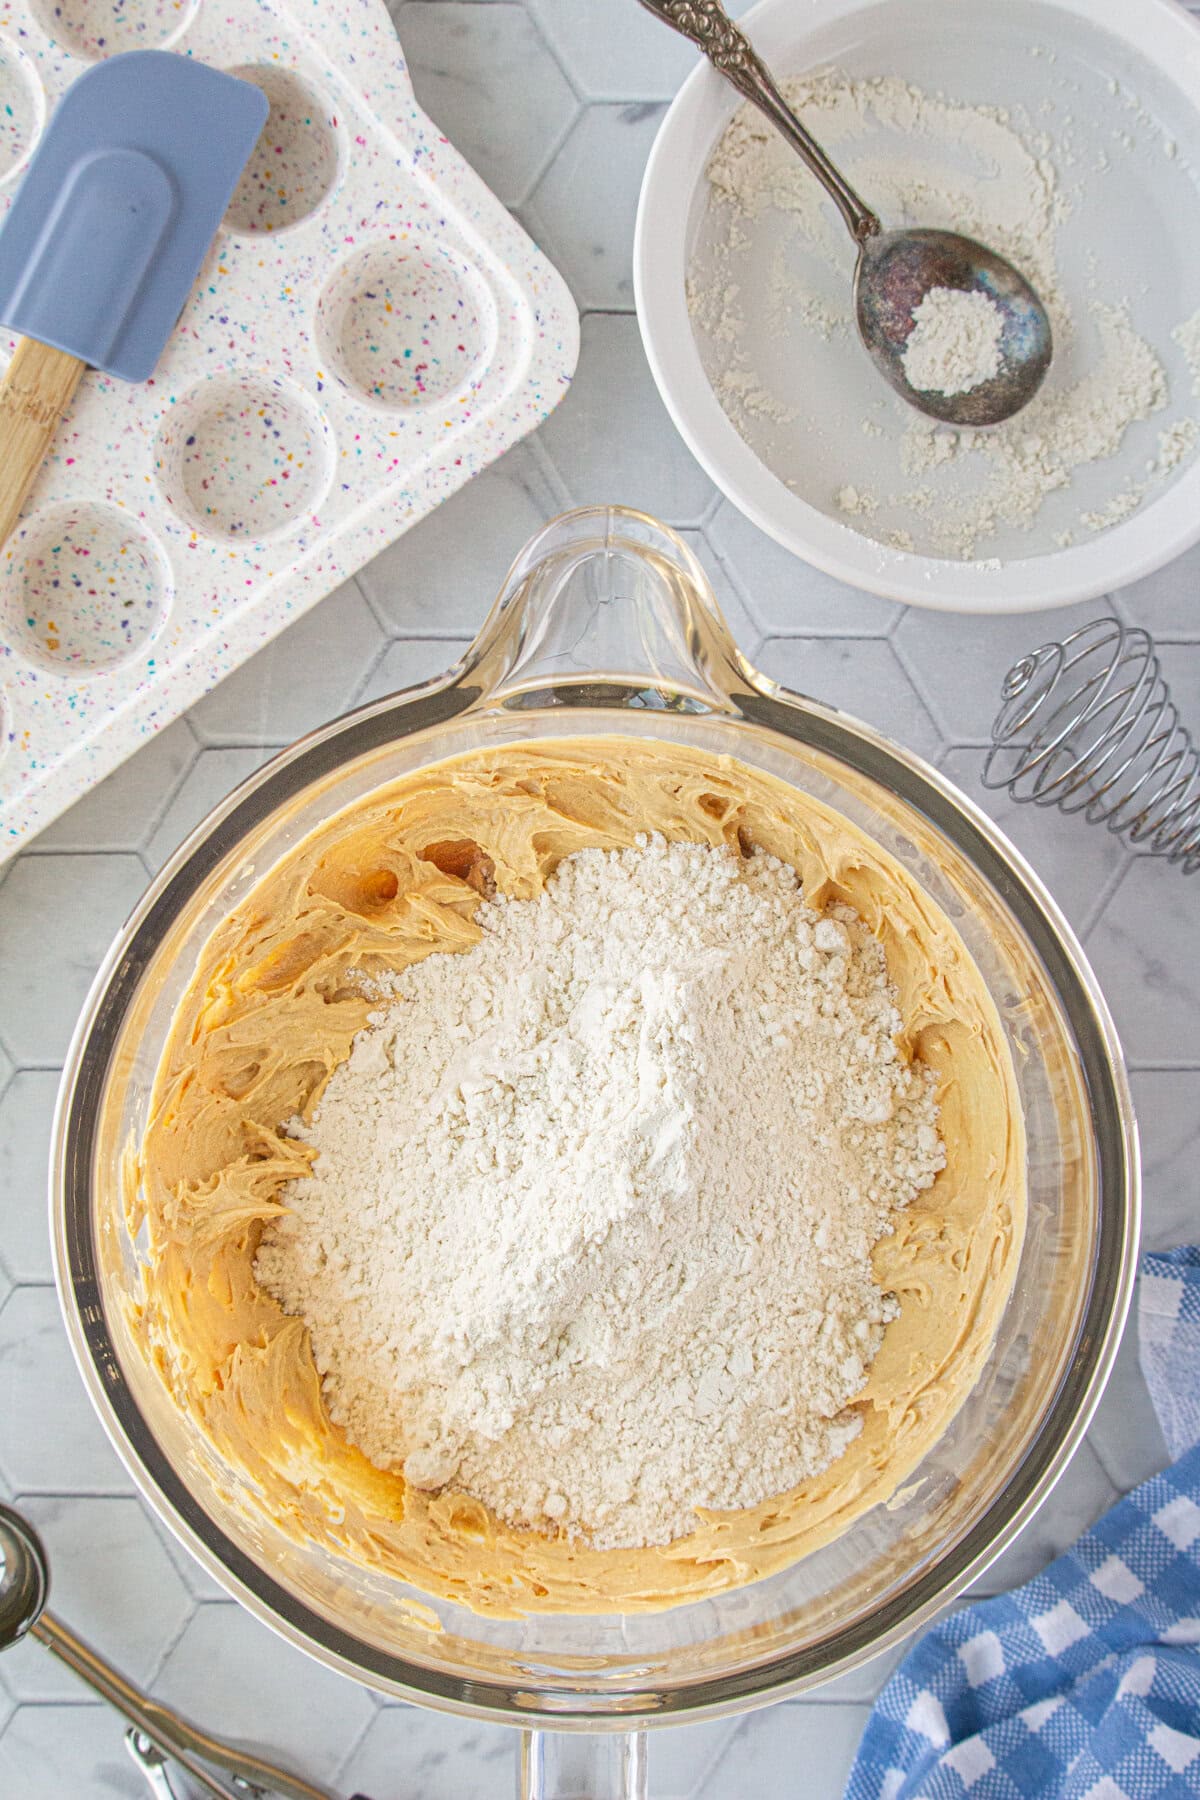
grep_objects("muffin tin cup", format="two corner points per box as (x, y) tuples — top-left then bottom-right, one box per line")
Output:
(1, 501), (173, 677)
(315, 237), (499, 416)
(152, 372), (336, 544)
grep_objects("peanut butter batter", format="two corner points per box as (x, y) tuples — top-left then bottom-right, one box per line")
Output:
(130, 739), (1025, 1617)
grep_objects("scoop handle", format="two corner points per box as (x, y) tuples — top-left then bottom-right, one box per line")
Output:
(31, 1610), (339, 1800)
(0, 336), (86, 548)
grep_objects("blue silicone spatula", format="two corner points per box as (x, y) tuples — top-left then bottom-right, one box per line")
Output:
(0, 51), (268, 549)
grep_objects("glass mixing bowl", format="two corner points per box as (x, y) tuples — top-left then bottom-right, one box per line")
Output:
(51, 507), (1137, 1797)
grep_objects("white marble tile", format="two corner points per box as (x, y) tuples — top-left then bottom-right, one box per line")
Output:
(1085, 854), (1200, 1066)
(756, 635), (943, 762)
(646, 1714), (743, 1799)
(155, 1603), (375, 1785)
(0, 1703), (146, 1799)
(0, 1069), (60, 1285)
(340, 1703), (514, 1800)
(353, 638), (475, 707)
(0, 1288), (131, 1496)
(524, 102), (664, 311)
(357, 441), (559, 636)
(0, 1496), (194, 1704)
(526, 0), (759, 101)
(1114, 539), (1200, 639)
(36, 719), (197, 854)
(707, 501), (902, 637)
(187, 578), (385, 748)
(938, 746), (1129, 940)
(1131, 1069), (1200, 1250)
(398, 2), (579, 206)
(892, 603), (1103, 745)
(0, 853), (146, 1067)
(526, 0), (699, 100)
(538, 314), (716, 525)
(695, 1699), (874, 1800)
(143, 745), (282, 874)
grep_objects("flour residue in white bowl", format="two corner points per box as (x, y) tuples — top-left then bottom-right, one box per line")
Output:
(689, 66), (1200, 562)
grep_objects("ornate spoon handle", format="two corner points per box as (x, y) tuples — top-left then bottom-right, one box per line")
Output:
(636, 0), (880, 243)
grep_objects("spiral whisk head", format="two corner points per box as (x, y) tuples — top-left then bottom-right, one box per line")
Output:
(983, 616), (1200, 875)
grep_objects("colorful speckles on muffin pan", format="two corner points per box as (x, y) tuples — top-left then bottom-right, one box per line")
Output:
(156, 374), (333, 540)
(3, 503), (170, 673)
(0, 0), (579, 854)
(31, 0), (198, 61)
(316, 242), (493, 410)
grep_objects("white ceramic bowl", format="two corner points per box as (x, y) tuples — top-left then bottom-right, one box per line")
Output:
(634, 0), (1200, 613)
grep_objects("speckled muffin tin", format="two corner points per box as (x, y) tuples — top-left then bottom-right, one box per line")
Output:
(0, 0), (579, 857)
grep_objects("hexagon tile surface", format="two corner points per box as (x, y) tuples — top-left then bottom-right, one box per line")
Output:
(3, 1), (1200, 1796)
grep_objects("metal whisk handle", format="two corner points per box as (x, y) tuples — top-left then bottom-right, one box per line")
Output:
(983, 616), (1200, 874)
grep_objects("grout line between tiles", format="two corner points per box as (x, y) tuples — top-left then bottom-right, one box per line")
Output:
(0, 1695), (104, 1710)
(346, 641), (395, 710)
(14, 845), (144, 860)
(354, 569), (394, 638)
(5, 1488), (138, 1501)
(1080, 853), (1132, 938)
(332, 1704), (381, 1784)
(524, 428), (573, 511)
(145, 1600), (202, 1694)
(888, 634), (958, 742)
(514, 98), (583, 209)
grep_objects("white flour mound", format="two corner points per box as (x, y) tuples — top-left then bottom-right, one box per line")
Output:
(902, 287), (1004, 397)
(256, 838), (944, 1550)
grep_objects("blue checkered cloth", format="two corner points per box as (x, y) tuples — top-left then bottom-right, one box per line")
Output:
(846, 1251), (1200, 1800)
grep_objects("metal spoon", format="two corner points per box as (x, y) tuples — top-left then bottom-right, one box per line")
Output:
(0, 1501), (361, 1800)
(638, 0), (1053, 426)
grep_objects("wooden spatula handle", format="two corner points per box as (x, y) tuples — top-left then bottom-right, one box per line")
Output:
(0, 337), (87, 549)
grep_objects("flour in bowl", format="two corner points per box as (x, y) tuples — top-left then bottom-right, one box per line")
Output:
(255, 837), (944, 1549)
(690, 69), (1197, 560)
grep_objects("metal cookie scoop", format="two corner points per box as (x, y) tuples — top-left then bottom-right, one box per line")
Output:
(0, 1502), (367, 1800)
(638, 0), (1053, 426)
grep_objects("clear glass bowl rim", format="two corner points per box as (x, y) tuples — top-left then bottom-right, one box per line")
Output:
(48, 506), (1139, 1728)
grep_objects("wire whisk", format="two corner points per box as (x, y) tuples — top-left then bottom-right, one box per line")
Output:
(982, 616), (1200, 875)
